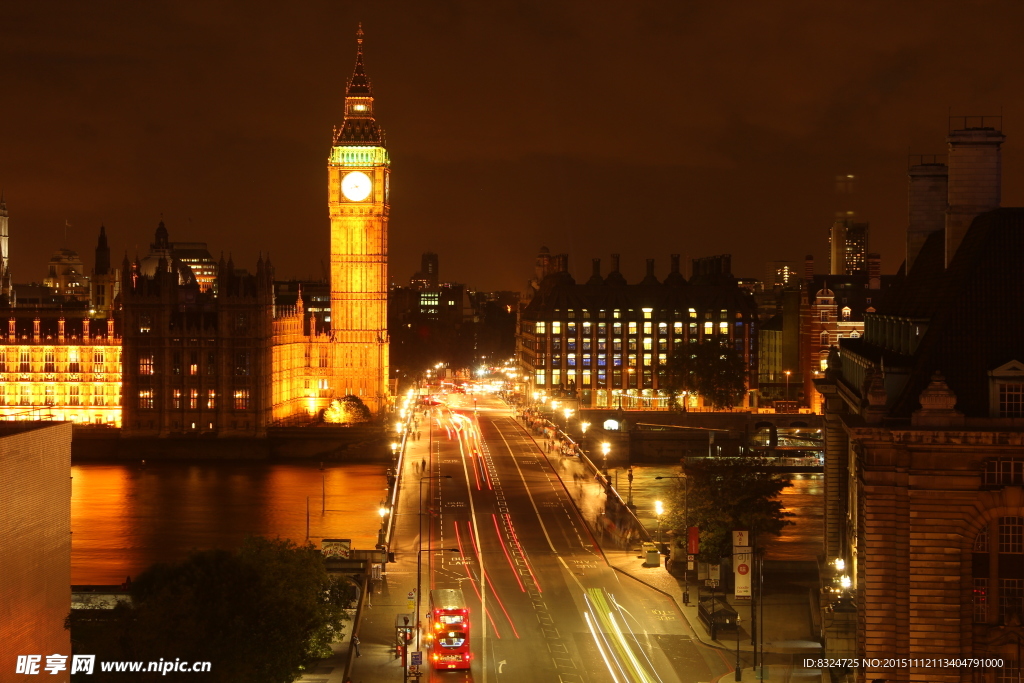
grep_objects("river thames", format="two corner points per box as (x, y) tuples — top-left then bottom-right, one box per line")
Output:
(70, 462), (391, 584)
(70, 461), (823, 583)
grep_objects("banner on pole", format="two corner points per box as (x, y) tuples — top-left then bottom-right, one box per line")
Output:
(688, 526), (700, 555)
(734, 548), (752, 598)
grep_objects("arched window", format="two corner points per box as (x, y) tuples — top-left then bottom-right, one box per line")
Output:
(841, 306), (852, 321)
(820, 332), (830, 347)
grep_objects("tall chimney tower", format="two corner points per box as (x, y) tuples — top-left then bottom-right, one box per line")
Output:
(945, 118), (1005, 267)
(906, 158), (947, 274)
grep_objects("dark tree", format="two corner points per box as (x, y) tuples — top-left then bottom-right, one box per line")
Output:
(666, 458), (792, 562)
(68, 537), (350, 682)
(664, 341), (747, 410)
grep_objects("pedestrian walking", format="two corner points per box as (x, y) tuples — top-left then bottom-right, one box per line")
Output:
(352, 635), (361, 657)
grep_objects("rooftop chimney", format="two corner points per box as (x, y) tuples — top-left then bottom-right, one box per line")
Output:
(945, 117), (1005, 267)
(867, 252), (881, 289)
(906, 158), (948, 273)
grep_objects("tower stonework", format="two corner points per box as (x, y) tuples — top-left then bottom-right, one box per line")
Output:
(327, 26), (390, 413)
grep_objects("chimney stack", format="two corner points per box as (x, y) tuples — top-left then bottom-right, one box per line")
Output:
(945, 118), (1005, 267)
(907, 158), (948, 273)
(867, 253), (881, 289)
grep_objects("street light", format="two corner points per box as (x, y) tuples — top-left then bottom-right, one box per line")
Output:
(417, 475), (452, 651)
(655, 500), (664, 543)
(656, 474), (690, 604)
(580, 421), (590, 435)
(784, 370), (792, 401)
(600, 441), (611, 478)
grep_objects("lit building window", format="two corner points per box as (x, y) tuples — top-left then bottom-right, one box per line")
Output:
(138, 389), (154, 409)
(69, 385), (80, 406)
(642, 308), (653, 320)
(719, 322), (728, 335)
(551, 322), (561, 335)
(535, 322), (546, 335)
(189, 388), (199, 409)
(234, 389), (250, 410)
(140, 354), (154, 375)
(841, 307), (851, 321)
(172, 389), (182, 410)
(206, 389), (217, 409)
(643, 338), (653, 351)
(704, 322), (713, 337)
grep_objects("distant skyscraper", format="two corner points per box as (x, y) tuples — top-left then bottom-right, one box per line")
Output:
(327, 25), (390, 412)
(828, 215), (869, 276)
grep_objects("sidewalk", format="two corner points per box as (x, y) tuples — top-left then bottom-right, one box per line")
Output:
(299, 409), (434, 683)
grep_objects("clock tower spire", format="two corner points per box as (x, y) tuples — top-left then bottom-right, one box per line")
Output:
(327, 24), (390, 414)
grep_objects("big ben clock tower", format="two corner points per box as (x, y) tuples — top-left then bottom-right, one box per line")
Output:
(328, 25), (390, 413)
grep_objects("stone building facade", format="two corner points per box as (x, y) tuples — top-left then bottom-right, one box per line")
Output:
(0, 422), (72, 683)
(817, 119), (1024, 682)
(519, 252), (757, 410)
(120, 254), (274, 437)
(0, 315), (122, 425)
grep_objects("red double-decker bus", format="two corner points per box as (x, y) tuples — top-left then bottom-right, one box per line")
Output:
(427, 588), (471, 670)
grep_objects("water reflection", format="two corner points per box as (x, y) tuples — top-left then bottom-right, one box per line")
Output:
(71, 462), (388, 584)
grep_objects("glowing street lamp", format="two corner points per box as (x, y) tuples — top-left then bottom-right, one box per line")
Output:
(581, 421), (590, 435)
(655, 500), (664, 543)
(601, 441), (611, 476)
(784, 370), (792, 401)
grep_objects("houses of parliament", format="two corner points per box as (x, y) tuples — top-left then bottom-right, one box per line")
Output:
(0, 29), (391, 436)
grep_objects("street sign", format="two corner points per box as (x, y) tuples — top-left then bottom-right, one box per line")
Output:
(709, 564), (721, 580)
(705, 579), (719, 587)
(409, 664), (420, 674)
(321, 539), (351, 559)
(411, 651), (422, 666)
(407, 590), (416, 600)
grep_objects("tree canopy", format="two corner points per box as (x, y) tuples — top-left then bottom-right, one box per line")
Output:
(68, 537), (351, 683)
(324, 394), (372, 424)
(666, 457), (793, 562)
(664, 341), (747, 410)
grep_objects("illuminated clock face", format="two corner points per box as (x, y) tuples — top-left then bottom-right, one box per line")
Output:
(341, 171), (372, 201)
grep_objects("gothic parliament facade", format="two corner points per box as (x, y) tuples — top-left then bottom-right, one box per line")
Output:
(0, 28), (391, 433)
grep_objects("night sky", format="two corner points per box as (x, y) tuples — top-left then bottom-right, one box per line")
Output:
(2, 1), (1023, 292)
